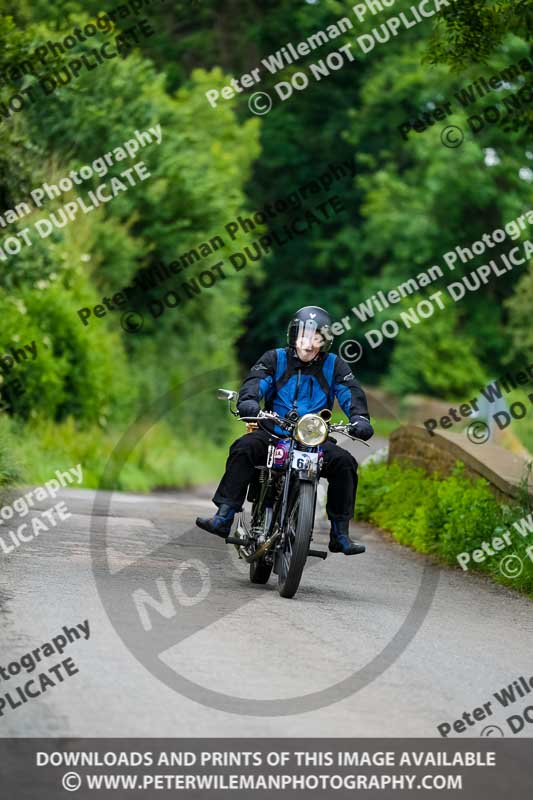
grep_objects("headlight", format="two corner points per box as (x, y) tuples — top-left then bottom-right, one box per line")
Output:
(294, 414), (328, 446)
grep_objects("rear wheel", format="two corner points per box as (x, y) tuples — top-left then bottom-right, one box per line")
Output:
(277, 481), (315, 599)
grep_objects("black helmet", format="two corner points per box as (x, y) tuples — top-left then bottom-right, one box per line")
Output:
(287, 306), (333, 352)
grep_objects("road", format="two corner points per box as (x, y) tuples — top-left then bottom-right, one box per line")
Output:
(1, 438), (532, 738)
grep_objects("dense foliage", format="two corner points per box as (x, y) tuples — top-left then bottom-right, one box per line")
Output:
(0, 0), (260, 484)
(358, 460), (533, 595)
(0, 0), (531, 485)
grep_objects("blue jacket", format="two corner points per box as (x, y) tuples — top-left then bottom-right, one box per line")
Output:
(237, 347), (369, 423)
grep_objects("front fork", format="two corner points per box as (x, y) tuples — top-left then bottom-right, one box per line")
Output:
(238, 443), (319, 563)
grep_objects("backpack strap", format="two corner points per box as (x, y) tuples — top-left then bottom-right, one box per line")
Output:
(274, 347), (291, 391)
(309, 352), (335, 398)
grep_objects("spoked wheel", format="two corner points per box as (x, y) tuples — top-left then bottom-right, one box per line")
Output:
(277, 481), (315, 599)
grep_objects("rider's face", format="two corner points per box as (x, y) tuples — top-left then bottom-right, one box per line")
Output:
(295, 332), (322, 362)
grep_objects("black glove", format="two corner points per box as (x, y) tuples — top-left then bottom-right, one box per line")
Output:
(237, 400), (260, 419)
(348, 415), (374, 441)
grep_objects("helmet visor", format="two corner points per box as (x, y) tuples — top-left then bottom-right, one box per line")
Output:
(293, 319), (324, 350)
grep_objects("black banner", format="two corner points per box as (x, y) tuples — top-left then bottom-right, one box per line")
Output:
(1, 739), (531, 798)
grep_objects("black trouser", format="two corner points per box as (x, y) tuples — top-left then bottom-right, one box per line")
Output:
(213, 430), (358, 520)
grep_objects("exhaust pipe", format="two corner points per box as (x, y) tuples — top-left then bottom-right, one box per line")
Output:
(247, 530), (281, 562)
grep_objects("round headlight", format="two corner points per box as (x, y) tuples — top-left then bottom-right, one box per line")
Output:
(294, 414), (328, 446)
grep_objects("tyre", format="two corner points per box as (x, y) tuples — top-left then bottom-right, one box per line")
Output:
(278, 481), (315, 599)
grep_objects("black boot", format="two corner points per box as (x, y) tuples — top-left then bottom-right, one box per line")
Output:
(196, 503), (238, 538)
(328, 518), (366, 555)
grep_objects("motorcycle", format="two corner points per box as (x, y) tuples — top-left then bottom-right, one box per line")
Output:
(217, 388), (369, 599)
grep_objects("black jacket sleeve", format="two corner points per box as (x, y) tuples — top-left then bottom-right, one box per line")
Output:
(332, 356), (370, 422)
(237, 349), (278, 412)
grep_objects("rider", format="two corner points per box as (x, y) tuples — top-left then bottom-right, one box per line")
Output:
(196, 306), (374, 555)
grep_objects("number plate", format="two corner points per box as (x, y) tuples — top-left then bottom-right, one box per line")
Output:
(291, 451), (319, 470)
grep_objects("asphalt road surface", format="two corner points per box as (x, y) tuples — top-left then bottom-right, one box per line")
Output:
(1, 438), (532, 738)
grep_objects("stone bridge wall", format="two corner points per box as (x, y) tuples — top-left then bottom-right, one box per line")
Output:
(388, 425), (533, 503)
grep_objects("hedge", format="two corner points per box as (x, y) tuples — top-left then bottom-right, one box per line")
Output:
(357, 460), (533, 595)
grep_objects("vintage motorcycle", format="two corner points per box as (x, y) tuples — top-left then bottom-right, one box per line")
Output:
(217, 388), (368, 599)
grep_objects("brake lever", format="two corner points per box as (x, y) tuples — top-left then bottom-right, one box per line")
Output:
(348, 436), (371, 447)
(329, 426), (371, 447)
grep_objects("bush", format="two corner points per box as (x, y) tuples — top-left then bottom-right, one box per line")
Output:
(358, 459), (533, 595)
(0, 417), (23, 489)
(10, 416), (229, 492)
(0, 284), (135, 424)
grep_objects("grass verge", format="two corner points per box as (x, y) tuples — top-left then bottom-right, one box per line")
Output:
(357, 459), (533, 596)
(2, 416), (230, 493)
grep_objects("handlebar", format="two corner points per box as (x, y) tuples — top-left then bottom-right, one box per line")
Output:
(239, 412), (370, 445)
(328, 423), (371, 446)
(239, 410), (295, 437)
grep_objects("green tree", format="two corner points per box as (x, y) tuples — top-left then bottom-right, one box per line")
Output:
(384, 298), (488, 398)
(343, 30), (532, 388)
(0, 0), (260, 441)
(505, 262), (533, 361)
(424, 0), (533, 68)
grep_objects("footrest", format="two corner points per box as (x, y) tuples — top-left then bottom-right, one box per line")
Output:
(225, 535), (249, 546)
(308, 548), (328, 559)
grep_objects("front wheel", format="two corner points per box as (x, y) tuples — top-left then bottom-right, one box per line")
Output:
(277, 481), (315, 599)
